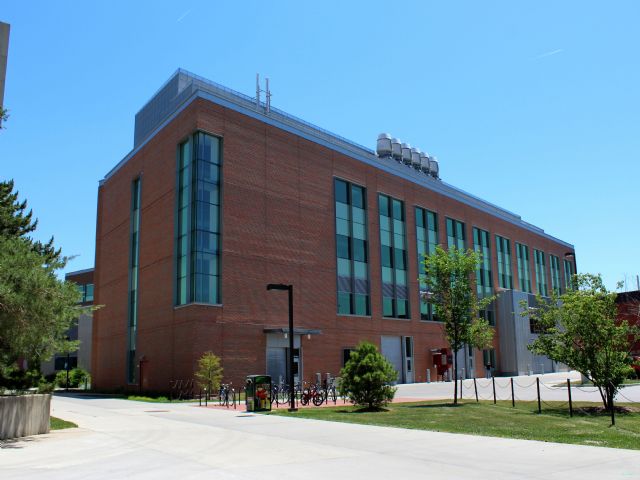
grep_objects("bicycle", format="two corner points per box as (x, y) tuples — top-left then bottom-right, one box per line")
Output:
(300, 382), (325, 406)
(219, 383), (236, 408)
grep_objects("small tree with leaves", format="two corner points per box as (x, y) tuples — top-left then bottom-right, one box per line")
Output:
(339, 341), (397, 410)
(526, 273), (639, 412)
(420, 245), (495, 404)
(194, 351), (223, 398)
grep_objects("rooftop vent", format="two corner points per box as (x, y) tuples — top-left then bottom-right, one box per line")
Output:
(419, 152), (431, 174)
(411, 148), (422, 170)
(375, 134), (441, 180)
(401, 143), (412, 165)
(429, 157), (439, 178)
(391, 138), (402, 161)
(376, 133), (392, 157)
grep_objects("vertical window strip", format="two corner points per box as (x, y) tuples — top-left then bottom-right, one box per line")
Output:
(192, 132), (221, 304)
(176, 132), (221, 306)
(379, 194), (409, 318)
(516, 243), (531, 293)
(564, 259), (574, 290)
(496, 235), (513, 289)
(335, 179), (370, 316)
(534, 249), (548, 296)
(127, 177), (141, 384)
(550, 254), (561, 294)
(446, 217), (466, 250)
(473, 227), (494, 326)
(416, 207), (439, 321)
(176, 139), (191, 305)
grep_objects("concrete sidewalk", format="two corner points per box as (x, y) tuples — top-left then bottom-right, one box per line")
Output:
(1, 395), (639, 479)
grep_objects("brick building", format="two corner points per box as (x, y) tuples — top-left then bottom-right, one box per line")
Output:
(92, 70), (576, 391)
(42, 268), (94, 377)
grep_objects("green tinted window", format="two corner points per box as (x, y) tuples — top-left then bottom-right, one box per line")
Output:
(416, 207), (439, 321)
(335, 179), (370, 316)
(379, 194), (409, 319)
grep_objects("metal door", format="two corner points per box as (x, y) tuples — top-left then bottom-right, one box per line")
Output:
(381, 335), (403, 384)
(403, 336), (414, 383)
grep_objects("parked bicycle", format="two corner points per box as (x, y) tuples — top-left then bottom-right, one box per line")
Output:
(300, 382), (325, 406)
(219, 383), (236, 408)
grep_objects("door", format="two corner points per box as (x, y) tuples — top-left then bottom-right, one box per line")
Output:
(266, 347), (286, 385)
(403, 336), (414, 383)
(467, 344), (475, 379)
(381, 335), (403, 384)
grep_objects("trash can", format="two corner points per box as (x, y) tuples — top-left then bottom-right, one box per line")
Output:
(245, 375), (272, 412)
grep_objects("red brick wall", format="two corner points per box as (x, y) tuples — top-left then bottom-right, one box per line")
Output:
(93, 97), (575, 391)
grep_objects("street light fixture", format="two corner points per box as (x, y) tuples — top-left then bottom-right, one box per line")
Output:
(266, 283), (297, 412)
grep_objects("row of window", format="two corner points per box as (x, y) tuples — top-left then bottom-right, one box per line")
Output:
(333, 178), (576, 320)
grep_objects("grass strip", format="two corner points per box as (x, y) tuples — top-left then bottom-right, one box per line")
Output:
(271, 400), (640, 450)
(50, 416), (77, 430)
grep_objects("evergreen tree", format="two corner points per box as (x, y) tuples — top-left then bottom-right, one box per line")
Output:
(0, 180), (79, 387)
(0, 179), (61, 263)
(339, 341), (397, 410)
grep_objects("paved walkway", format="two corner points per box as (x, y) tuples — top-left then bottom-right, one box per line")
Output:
(395, 371), (640, 404)
(1, 394), (639, 479)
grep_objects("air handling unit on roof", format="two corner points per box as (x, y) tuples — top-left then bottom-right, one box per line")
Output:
(391, 138), (402, 161)
(376, 133), (393, 158)
(375, 133), (440, 180)
(410, 148), (421, 170)
(419, 152), (431, 174)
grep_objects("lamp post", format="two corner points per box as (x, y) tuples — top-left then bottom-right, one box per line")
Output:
(266, 283), (297, 412)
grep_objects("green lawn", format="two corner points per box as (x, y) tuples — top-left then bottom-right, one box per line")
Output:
(270, 400), (640, 450)
(50, 416), (77, 430)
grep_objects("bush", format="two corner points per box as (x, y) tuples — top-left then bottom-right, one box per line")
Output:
(338, 341), (397, 410)
(55, 368), (90, 388)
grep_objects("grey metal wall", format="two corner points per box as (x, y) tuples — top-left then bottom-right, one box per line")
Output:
(497, 290), (564, 376)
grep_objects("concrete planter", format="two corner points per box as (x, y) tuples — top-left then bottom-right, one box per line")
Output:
(0, 393), (51, 440)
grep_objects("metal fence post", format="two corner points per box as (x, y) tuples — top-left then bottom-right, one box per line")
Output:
(536, 377), (541, 414)
(511, 378), (515, 407)
(473, 378), (478, 403)
(492, 377), (496, 404)
(567, 379), (573, 417)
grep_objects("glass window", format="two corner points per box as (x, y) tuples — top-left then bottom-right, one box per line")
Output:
(550, 254), (561, 295)
(379, 194), (409, 319)
(335, 178), (370, 316)
(516, 243), (531, 293)
(85, 284), (94, 302)
(128, 177), (141, 383)
(495, 235), (513, 290)
(534, 249), (548, 296)
(446, 217), (466, 251)
(176, 133), (221, 307)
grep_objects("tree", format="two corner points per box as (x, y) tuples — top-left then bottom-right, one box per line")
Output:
(0, 235), (81, 383)
(338, 341), (397, 410)
(194, 351), (223, 395)
(526, 273), (639, 412)
(0, 180), (61, 263)
(0, 107), (8, 128)
(0, 180), (80, 386)
(420, 246), (495, 404)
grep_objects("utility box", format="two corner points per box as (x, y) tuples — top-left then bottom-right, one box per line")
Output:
(245, 375), (272, 412)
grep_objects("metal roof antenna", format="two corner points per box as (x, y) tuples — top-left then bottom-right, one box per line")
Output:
(256, 73), (261, 109)
(265, 77), (272, 114)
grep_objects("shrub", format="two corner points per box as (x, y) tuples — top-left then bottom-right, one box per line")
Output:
(338, 341), (397, 410)
(55, 368), (90, 388)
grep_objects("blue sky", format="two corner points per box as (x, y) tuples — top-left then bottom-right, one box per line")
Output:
(2, 1), (639, 290)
